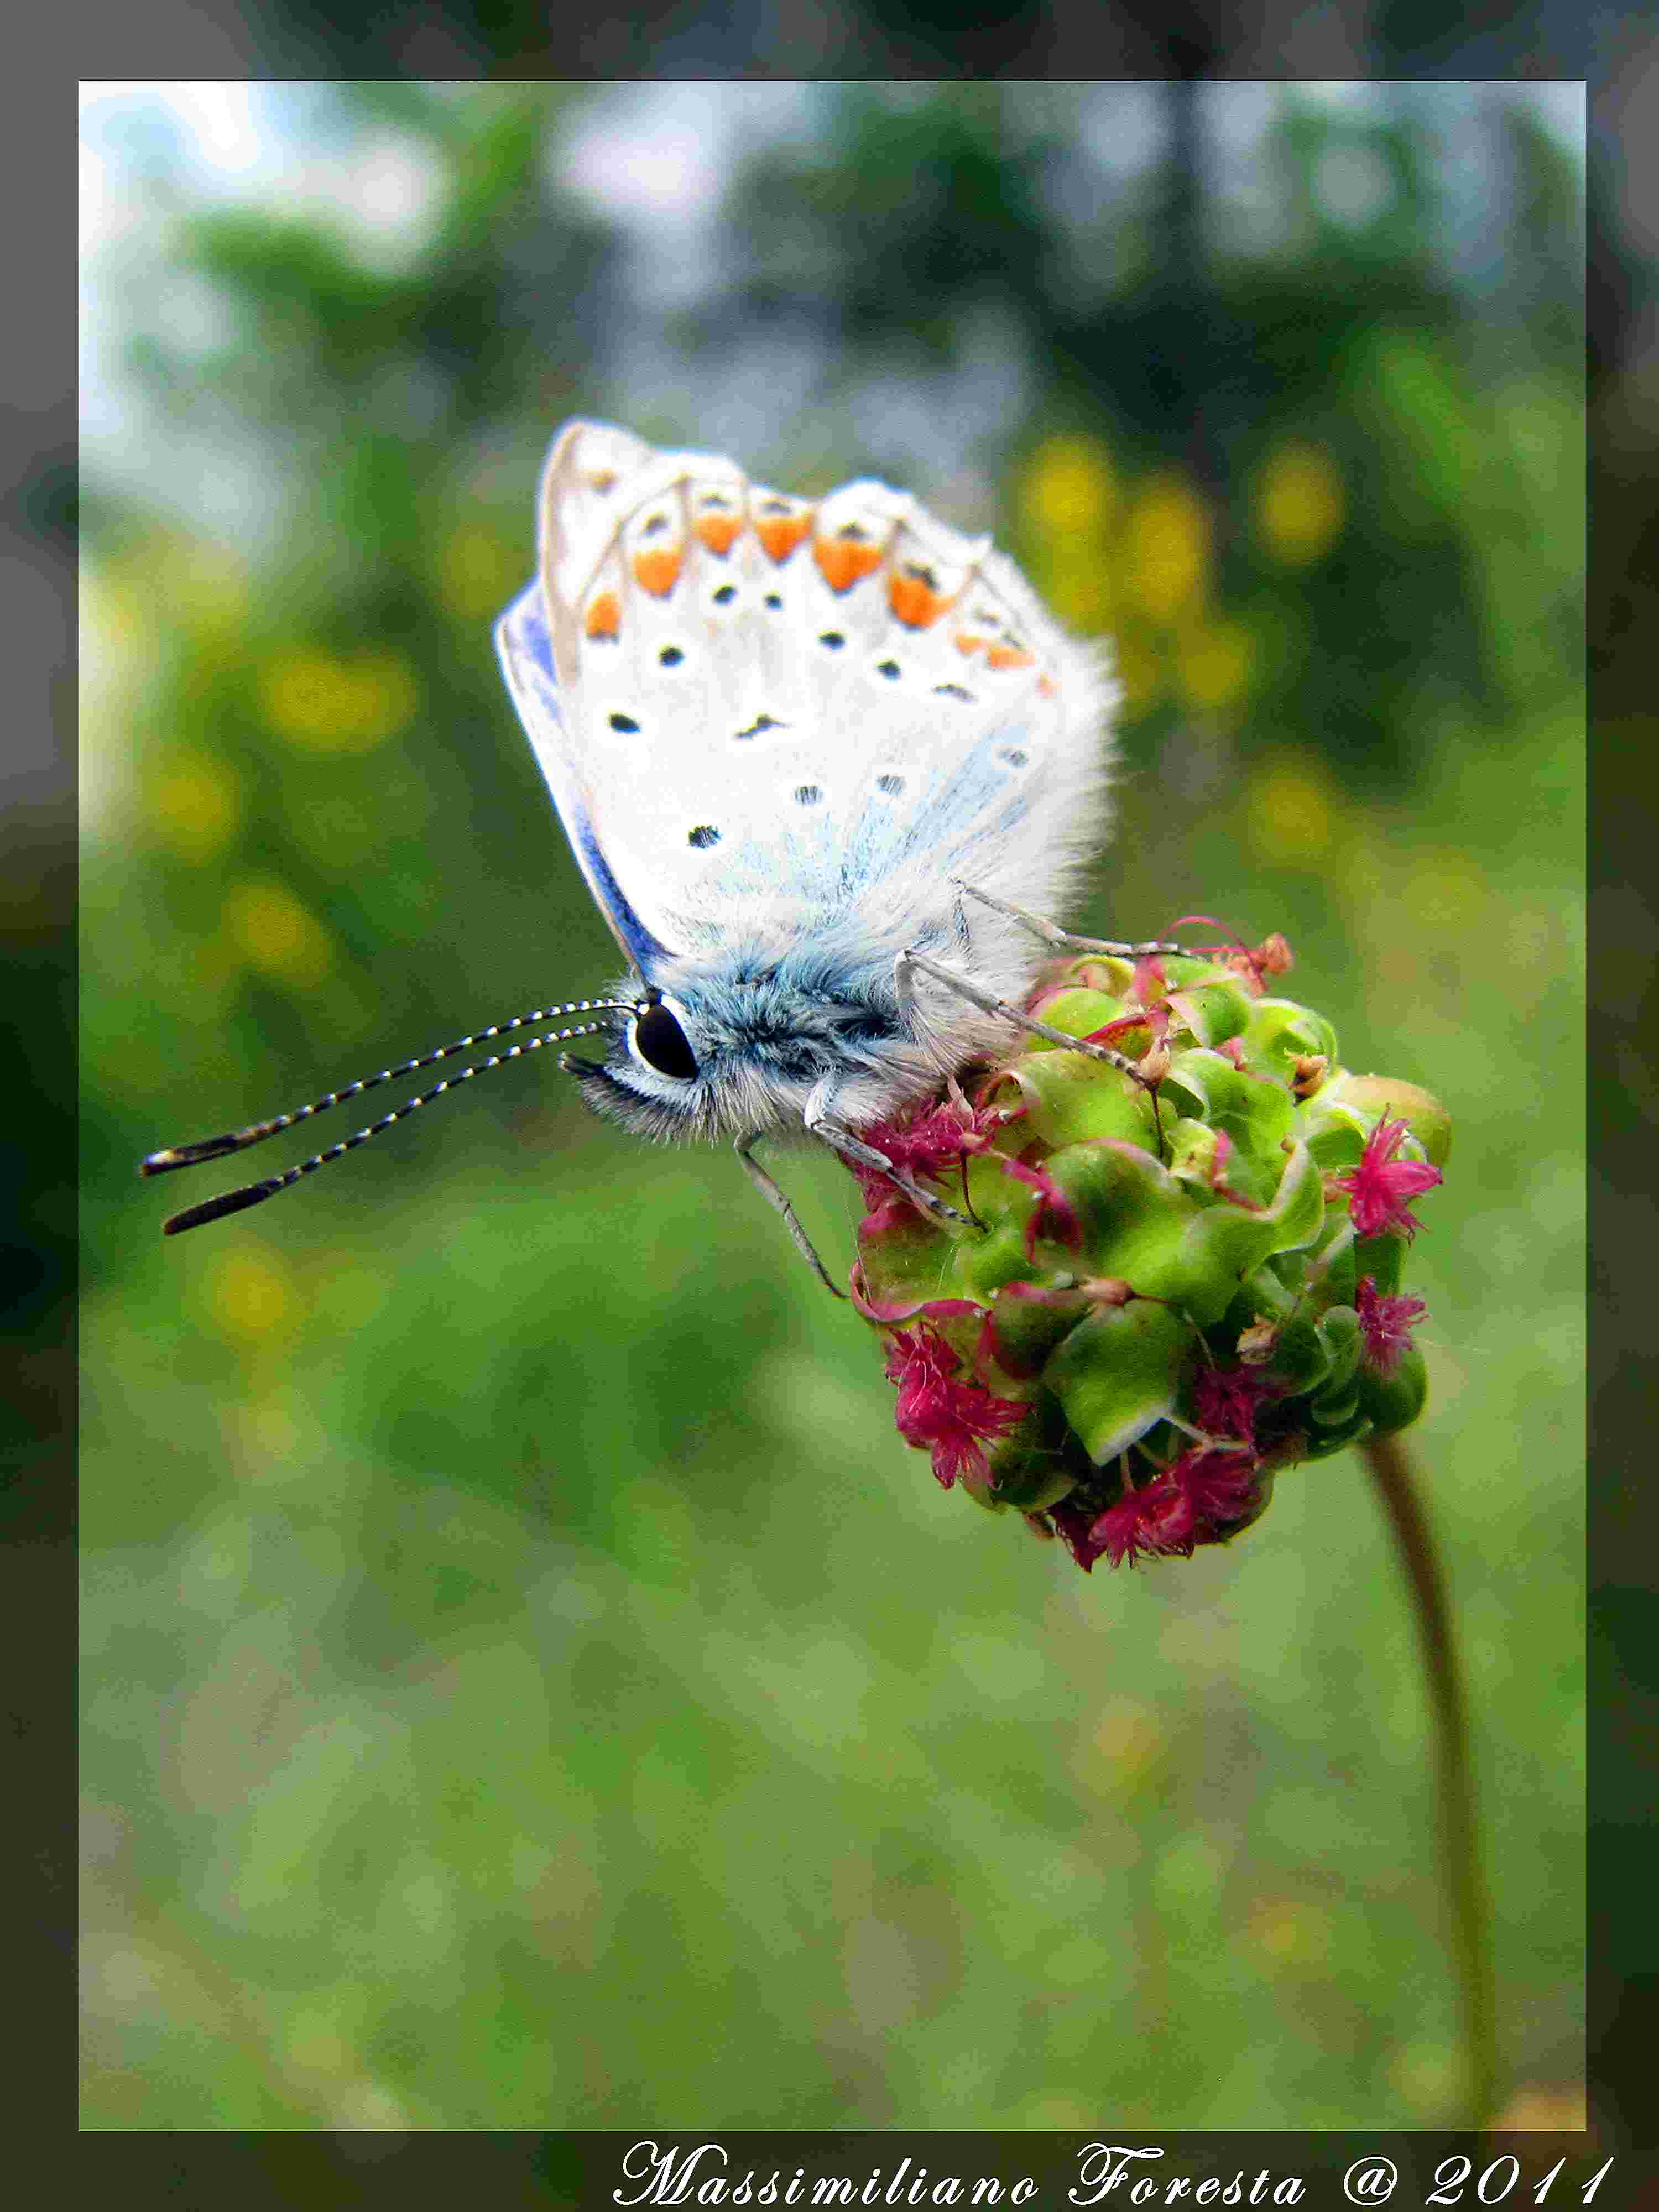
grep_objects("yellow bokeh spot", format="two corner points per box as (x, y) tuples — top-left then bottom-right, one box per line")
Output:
(1019, 2095), (1098, 2131)
(1399, 851), (1491, 935)
(236, 1394), (301, 1462)
(439, 525), (523, 623)
(1123, 474), (1210, 624)
(1174, 614), (1258, 714)
(83, 561), (150, 662)
(149, 751), (242, 864)
(223, 878), (336, 990)
(258, 648), (420, 753)
(1042, 541), (1115, 634)
(1490, 2084), (1587, 2132)
(205, 1246), (302, 1349)
(1089, 1697), (1165, 1790)
(1246, 754), (1339, 865)
(1256, 441), (1346, 567)
(1021, 432), (1119, 539)
(1110, 630), (1163, 719)
(1246, 1898), (1333, 1968)
(285, 2010), (352, 2075)
(149, 535), (252, 638)
(1390, 2041), (1465, 2121)
(184, 562), (251, 639)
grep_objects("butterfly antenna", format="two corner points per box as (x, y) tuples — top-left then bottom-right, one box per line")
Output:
(142, 1004), (634, 1238)
(140, 998), (635, 1177)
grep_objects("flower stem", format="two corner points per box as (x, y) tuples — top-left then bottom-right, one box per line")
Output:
(1360, 1428), (1498, 2126)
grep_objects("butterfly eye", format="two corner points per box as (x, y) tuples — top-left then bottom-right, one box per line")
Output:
(630, 999), (699, 1081)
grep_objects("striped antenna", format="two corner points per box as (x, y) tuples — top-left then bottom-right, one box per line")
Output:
(141, 1004), (636, 1238)
(140, 998), (636, 1176)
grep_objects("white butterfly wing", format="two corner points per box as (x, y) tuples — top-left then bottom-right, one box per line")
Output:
(497, 420), (1117, 978)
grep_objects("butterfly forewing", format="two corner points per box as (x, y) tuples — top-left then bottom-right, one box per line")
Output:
(498, 420), (1117, 976)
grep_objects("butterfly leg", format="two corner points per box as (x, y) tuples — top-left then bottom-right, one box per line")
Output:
(895, 947), (1157, 1093)
(948, 880), (1183, 961)
(735, 1134), (847, 1297)
(803, 1084), (975, 1230)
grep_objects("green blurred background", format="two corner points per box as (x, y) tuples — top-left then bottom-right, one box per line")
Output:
(80, 82), (1583, 2131)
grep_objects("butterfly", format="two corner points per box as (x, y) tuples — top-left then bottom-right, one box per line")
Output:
(143, 420), (1173, 1289)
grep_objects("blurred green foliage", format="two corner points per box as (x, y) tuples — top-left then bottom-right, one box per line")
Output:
(81, 84), (1582, 2128)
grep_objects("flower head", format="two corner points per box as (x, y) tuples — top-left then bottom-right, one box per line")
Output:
(1192, 1363), (1279, 1450)
(1083, 1475), (1198, 1568)
(1175, 1447), (1263, 1528)
(1047, 1444), (1265, 1572)
(1329, 1114), (1443, 1239)
(1355, 1276), (1428, 1375)
(882, 1323), (1030, 1489)
(1047, 1489), (1159, 1572)
(854, 1095), (1009, 1213)
(847, 939), (1448, 1578)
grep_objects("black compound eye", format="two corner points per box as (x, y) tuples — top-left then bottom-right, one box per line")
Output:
(632, 1000), (698, 1080)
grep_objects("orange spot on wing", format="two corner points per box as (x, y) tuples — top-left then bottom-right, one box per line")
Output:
(815, 536), (884, 593)
(985, 643), (1035, 670)
(756, 510), (814, 563)
(632, 546), (682, 597)
(1037, 672), (1057, 697)
(953, 630), (987, 656)
(585, 591), (621, 640)
(889, 572), (952, 628)
(694, 514), (743, 556)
